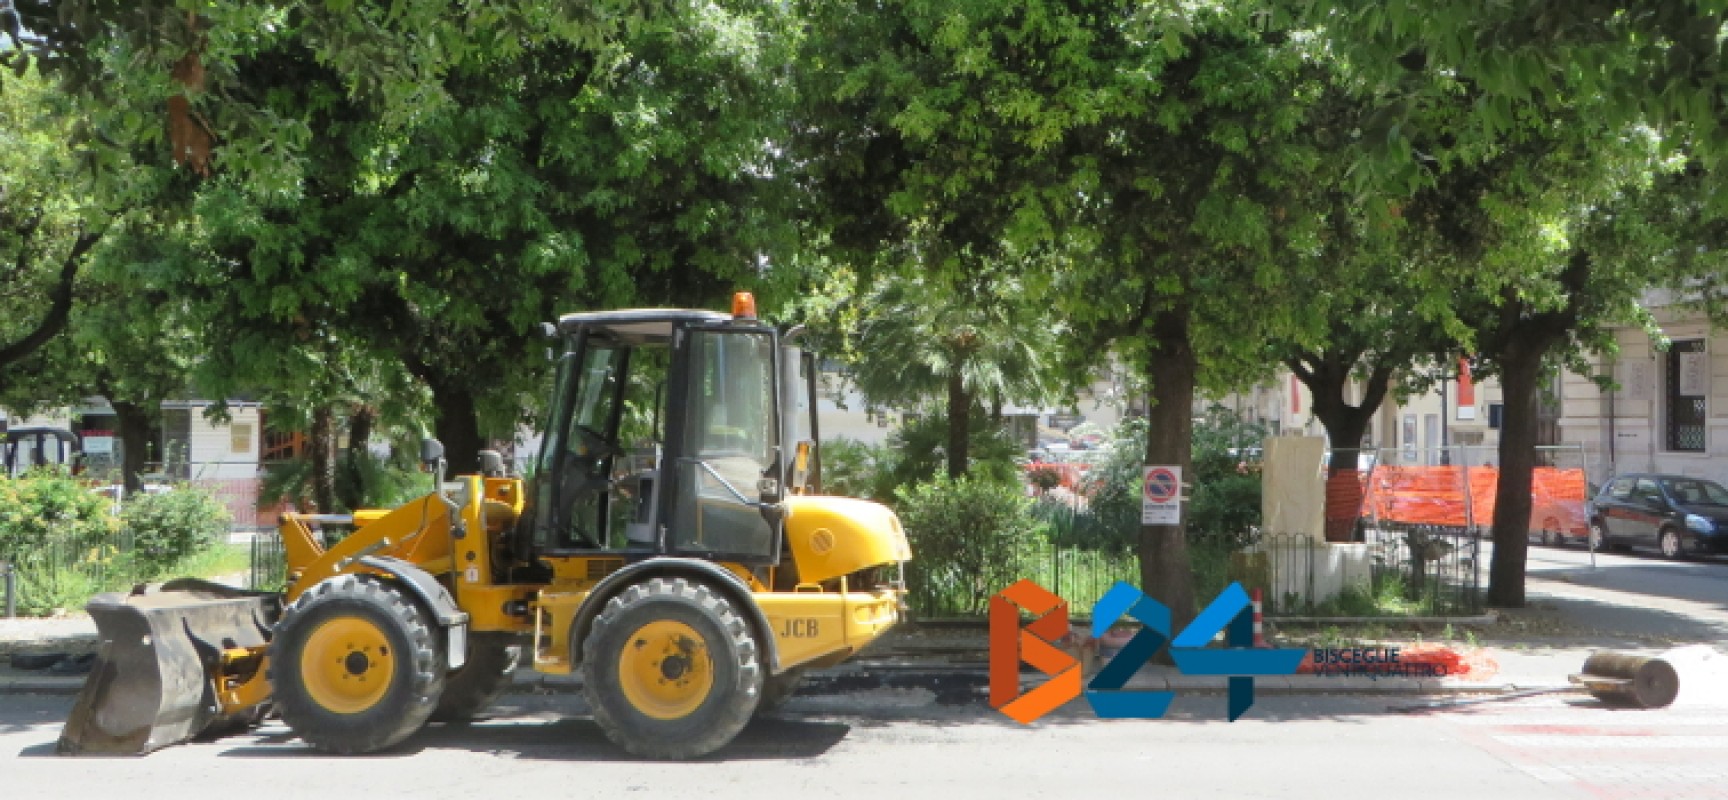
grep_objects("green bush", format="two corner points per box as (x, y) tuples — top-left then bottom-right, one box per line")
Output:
(123, 488), (231, 577)
(0, 471), (124, 614)
(338, 450), (431, 510)
(1073, 410), (1266, 552)
(263, 449), (429, 513)
(897, 474), (1046, 616)
(0, 471), (119, 557)
(819, 437), (897, 501)
(882, 411), (1023, 492)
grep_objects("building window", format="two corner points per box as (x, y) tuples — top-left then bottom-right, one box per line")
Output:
(1666, 339), (1707, 452)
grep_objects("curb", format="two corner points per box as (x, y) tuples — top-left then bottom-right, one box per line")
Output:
(1267, 611), (1500, 626)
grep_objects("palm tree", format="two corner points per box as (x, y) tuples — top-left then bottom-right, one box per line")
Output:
(848, 274), (1059, 477)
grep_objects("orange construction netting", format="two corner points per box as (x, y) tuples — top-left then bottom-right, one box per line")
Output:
(1353, 465), (1588, 533)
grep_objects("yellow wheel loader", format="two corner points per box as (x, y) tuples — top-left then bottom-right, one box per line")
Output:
(58, 293), (911, 760)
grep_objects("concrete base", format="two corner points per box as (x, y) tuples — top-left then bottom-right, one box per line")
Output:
(1258, 541), (1372, 607)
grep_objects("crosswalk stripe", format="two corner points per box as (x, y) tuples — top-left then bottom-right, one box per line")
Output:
(1517, 765), (1728, 781)
(1494, 735), (1728, 748)
(1450, 715), (1728, 727)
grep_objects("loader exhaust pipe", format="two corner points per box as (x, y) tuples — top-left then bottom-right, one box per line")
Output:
(57, 580), (279, 756)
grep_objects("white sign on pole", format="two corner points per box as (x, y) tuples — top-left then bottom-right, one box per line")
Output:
(1141, 466), (1182, 525)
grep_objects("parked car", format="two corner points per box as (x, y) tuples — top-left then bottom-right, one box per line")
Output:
(1589, 474), (1728, 559)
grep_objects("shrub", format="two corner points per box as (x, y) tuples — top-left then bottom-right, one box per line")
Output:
(882, 411), (1023, 492)
(123, 488), (231, 577)
(1027, 465), (1062, 494)
(1074, 411), (1266, 552)
(897, 474), (1046, 616)
(338, 450), (430, 510)
(0, 471), (124, 615)
(819, 437), (897, 501)
(0, 471), (118, 558)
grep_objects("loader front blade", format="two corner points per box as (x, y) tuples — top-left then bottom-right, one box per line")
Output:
(57, 580), (280, 756)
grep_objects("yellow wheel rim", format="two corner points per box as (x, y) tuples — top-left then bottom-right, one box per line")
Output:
(616, 620), (714, 721)
(300, 615), (396, 714)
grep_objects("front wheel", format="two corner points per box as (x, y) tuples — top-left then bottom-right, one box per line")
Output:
(582, 577), (762, 759)
(268, 574), (446, 754)
(1660, 527), (1686, 560)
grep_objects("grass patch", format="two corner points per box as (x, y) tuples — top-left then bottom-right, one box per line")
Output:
(4, 541), (253, 616)
(172, 543), (252, 582)
(1274, 572), (1458, 618)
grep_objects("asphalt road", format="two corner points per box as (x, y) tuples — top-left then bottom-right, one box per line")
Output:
(9, 684), (1725, 800)
(1515, 538), (1728, 649)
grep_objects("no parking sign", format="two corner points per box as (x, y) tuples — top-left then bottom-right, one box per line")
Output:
(1141, 466), (1182, 524)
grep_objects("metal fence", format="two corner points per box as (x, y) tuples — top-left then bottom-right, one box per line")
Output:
(0, 527), (137, 617)
(249, 530), (287, 592)
(905, 541), (1140, 619)
(1249, 528), (1481, 617)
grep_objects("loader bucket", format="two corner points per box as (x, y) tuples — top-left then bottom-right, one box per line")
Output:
(57, 579), (280, 756)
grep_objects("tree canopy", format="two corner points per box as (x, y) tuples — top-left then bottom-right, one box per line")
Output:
(6, 0), (1728, 608)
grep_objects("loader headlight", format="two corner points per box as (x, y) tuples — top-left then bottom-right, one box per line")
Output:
(1685, 513), (1714, 534)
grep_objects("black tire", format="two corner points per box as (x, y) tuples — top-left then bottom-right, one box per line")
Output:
(581, 577), (762, 759)
(268, 574), (446, 754)
(1541, 519), (1560, 547)
(1660, 527), (1686, 560)
(431, 637), (520, 723)
(756, 668), (806, 716)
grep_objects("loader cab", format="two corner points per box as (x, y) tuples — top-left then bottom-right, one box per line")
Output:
(525, 299), (801, 568)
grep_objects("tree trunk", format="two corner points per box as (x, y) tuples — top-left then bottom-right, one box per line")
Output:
(946, 371), (969, 479)
(431, 384), (484, 475)
(310, 406), (338, 513)
(338, 405), (378, 511)
(348, 405), (376, 456)
(110, 400), (153, 498)
(1140, 307), (1198, 635)
(1306, 365), (1389, 542)
(1487, 342), (1547, 608)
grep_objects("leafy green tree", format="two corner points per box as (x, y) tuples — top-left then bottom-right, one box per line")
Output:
(4, 2), (656, 191)
(793, 0), (1336, 630)
(1296, 1), (1728, 175)
(112, 4), (799, 471)
(1284, 0), (1726, 605)
(0, 66), (108, 383)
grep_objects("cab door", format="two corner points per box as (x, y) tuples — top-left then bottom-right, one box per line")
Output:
(663, 326), (785, 565)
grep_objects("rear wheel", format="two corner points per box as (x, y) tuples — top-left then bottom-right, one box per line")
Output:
(431, 637), (520, 724)
(268, 574), (446, 754)
(582, 577), (761, 759)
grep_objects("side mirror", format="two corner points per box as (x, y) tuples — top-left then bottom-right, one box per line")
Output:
(478, 449), (505, 477)
(790, 441), (812, 495)
(420, 437), (445, 465)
